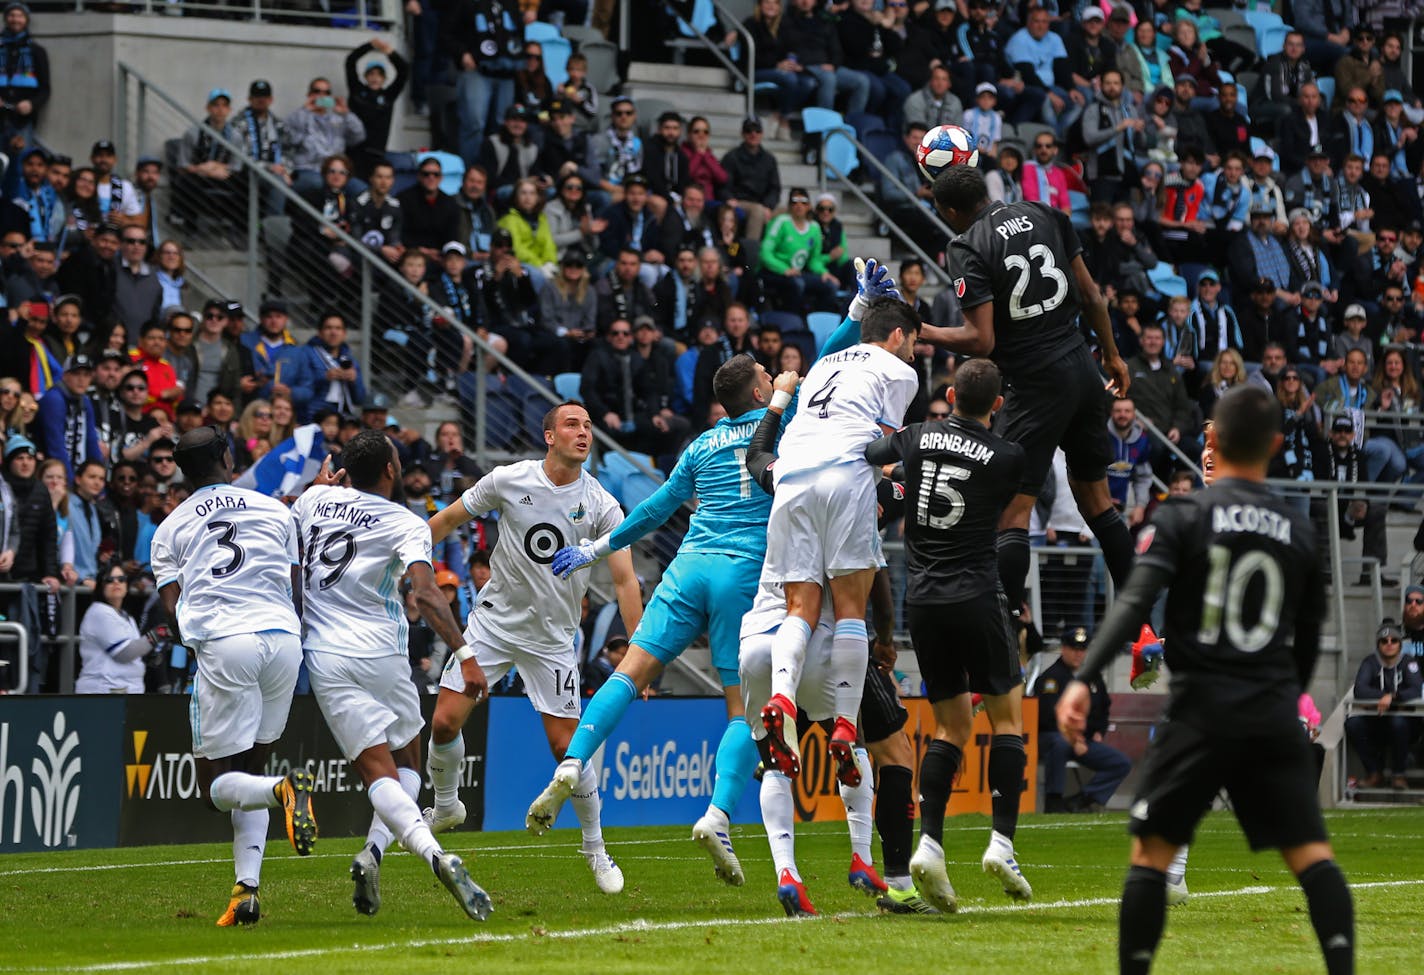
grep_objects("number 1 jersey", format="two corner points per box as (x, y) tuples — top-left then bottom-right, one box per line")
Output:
(151, 483), (301, 643)
(947, 200), (1085, 377)
(290, 485), (433, 658)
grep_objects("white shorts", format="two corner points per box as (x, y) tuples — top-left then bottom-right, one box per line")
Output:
(739, 623), (835, 738)
(306, 650), (425, 761)
(440, 632), (581, 719)
(763, 464), (884, 584)
(189, 630), (302, 760)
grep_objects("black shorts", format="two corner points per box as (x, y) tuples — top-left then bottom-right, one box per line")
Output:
(1129, 719), (1329, 851)
(860, 660), (908, 743)
(994, 343), (1112, 496)
(908, 593), (1022, 702)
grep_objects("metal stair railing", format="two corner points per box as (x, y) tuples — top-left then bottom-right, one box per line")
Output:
(65, 0), (396, 27)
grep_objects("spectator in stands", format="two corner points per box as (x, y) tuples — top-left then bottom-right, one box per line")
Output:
(396, 157), (459, 266)
(961, 82), (1003, 160)
(445, 0), (525, 163)
(451, 163), (496, 264)
(1273, 363), (1325, 480)
(110, 369), (165, 463)
(87, 349), (123, 454)
(1127, 321), (1193, 454)
(172, 88), (240, 229)
(580, 316), (685, 457)
(0, 2), (47, 150)
(290, 153), (358, 312)
(1346, 619), (1422, 788)
(229, 80), (289, 217)
(1082, 69), (1144, 204)
(1324, 347), (1406, 486)
(1158, 148), (1212, 264)
(1279, 84), (1325, 178)
(986, 144), (1023, 204)
(1190, 268), (1247, 359)
(349, 158), (403, 265)
(903, 64), (963, 131)
(660, 181), (715, 260)
(598, 173), (663, 286)
(1364, 155), (1415, 237)
(1402, 587), (1424, 657)
(1379, 33), (1423, 121)
(1198, 347), (1248, 420)
(1332, 85), (1380, 170)
(34, 351), (99, 478)
(234, 399), (273, 469)
(1006, 5), (1077, 131)
(595, 246), (657, 332)
(713, 202), (758, 304)
(163, 309), (197, 394)
(1378, 283), (1420, 344)
(6, 240), (57, 307)
(1270, 281), (1336, 387)
(150, 242), (186, 312)
(555, 52), (598, 132)
(592, 95), (644, 196)
(1258, 31), (1316, 133)
(1325, 412), (1390, 583)
(681, 115), (728, 205)
(90, 141), (139, 225)
(1202, 82), (1251, 163)
(479, 103), (539, 206)
(433, 241), (479, 331)
(758, 187), (837, 313)
(131, 321), (182, 416)
(721, 116), (780, 241)
(498, 176), (557, 287)
(687, 246), (735, 338)
(1065, 6), (1116, 100)
(6, 298), (54, 395)
(1335, 25), (1385, 109)
(346, 37), (408, 180)
(68, 459), (108, 586)
(881, 121), (945, 259)
(539, 250), (597, 367)
(652, 246), (699, 343)
(1169, 74), (1217, 164)
(1333, 302), (1373, 371)
(1376, 89), (1422, 180)
(190, 301), (239, 406)
(1119, 19), (1173, 107)
(1033, 626), (1132, 813)
(839, 0), (910, 126)
(481, 227), (549, 370)
(1021, 132), (1073, 213)
(425, 419), (483, 500)
(286, 77), (367, 196)
(692, 303), (754, 424)
(546, 171), (603, 262)
(302, 312), (365, 419)
(1285, 147), (1342, 234)
(1106, 398), (1152, 526)
(813, 192), (854, 290)
(7, 147), (61, 244)
(113, 226), (162, 334)
(642, 111), (688, 222)
(74, 560), (148, 693)
(537, 102), (604, 210)
(56, 224), (118, 330)
(1369, 346), (1422, 475)
(785, 0), (871, 117)
(744, 0), (813, 140)
(242, 299), (311, 417)
(1229, 207), (1294, 304)
(45, 293), (85, 366)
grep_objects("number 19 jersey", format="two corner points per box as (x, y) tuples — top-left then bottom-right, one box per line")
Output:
(150, 484), (301, 643)
(291, 485), (434, 659)
(947, 200), (1084, 377)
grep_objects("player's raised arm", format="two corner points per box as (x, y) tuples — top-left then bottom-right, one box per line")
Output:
(1069, 251), (1130, 397)
(430, 467), (500, 543)
(919, 302), (995, 358)
(745, 370), (800, 494)
(409, 559), (488, 701)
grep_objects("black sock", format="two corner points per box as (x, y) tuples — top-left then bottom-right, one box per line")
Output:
(1119, 865), (1168, 975)
(918, 740), (962, 845)
(988, 734), (1027, 841)
(1298, 860), (1354, 975)
(1087, 507), (1135, 590)
(997, 528), (1030, 611)
(875, 764), (914, 876)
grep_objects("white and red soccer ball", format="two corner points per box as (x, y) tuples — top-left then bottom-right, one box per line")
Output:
(916, 124), (979, 181)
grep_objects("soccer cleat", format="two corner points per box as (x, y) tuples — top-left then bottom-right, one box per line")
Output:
(760, 694), (801, 778)
(433, 852), (492, 921)
(422, 799), (468, 834)
(692, 813), (745, 886)
(982, 844), (1033, 902)
(1166, 878), (1189, 907)
(848, 852), (888, 895)
(1130, 625), (1164, 690)
(909, 836), (958, 914)
(585, 849), (625, 894)
(526, 759), (581, 835)
(877, 884), (941, 915)
(776, 869), (818, 917)
(215, 882), (260, 927)
(351, 845), (381, 916)
(275, 770), (318, 856)
(828, 718), (861, 787)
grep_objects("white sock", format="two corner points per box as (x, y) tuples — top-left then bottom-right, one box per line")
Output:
(701, 803), (729, 829)
(369, 776), (441, 866)
(839, 746), (874, 861)
(428, 735), (465, 809)
(988, 829), (1014, 857)
(571, 761), (604, 853)
(831, 619), (868, 723)
(231, 809), (267, 886)
(760, 770), (798, 881)
(887, 874), (913, 891)
(769, 616), (812, 704)
(366, 767), (423, 853)
(209, 772), (283, 812)
(1168, 845), (1190, 885)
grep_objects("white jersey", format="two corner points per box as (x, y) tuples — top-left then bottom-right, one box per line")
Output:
(739, 575), (835, 641)
(773, 342), (917, 480)
(458, 459), (623, 654)
(76, 602), (144, 692)
(291, 485), (433, 659)
(150, 483), (300, 642)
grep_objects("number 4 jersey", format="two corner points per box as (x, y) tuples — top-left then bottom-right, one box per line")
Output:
(151, 483), (301, 643)
(290, 485), (435, 658)
(948, 200), (1084, 377)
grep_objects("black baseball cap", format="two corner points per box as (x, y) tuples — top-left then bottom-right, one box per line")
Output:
(65, 352), (95, 371)
(1332, 415), (1355, 433)
(741, 116), (763, 133)
(91, 139), (116, 155)
(491, 227), (514, 248)
(1251, 277), (1277, 294)
(250, 79), (273, 97)
(1062, 626), (1090, 649)
(98, 349), (128, 366)
(258, 298), (288, 316)
(624, 173), (650, 189)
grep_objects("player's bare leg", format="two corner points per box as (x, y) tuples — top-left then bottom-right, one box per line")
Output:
(529, 712), (623, 893)
(425, 687), (477, 833)
(825, 568), (877, 786)
(761, 580), (822, 778)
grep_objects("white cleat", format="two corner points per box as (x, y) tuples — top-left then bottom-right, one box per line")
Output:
(908, 836), (958, 915)
(691, 812), (745, 886)
(982, 844), (1033, 902)
(1166, 878), (1189, 906)
(526, 759), (581, 835)
(422, 800), (467, 834)
(585, 849), (625, 894)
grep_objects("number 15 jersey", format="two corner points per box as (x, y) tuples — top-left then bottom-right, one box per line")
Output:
(151, 483), (301, 643)
(948, 200), (1084, 377)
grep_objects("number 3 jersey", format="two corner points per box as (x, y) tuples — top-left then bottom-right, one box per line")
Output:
(458, 459), (624, 655)
(1136, 478), (1324, 733)
(290, 485), (433, 658)
(948, 200), (1085, 377)
(151, 483), (301, 643)
(868, 416), (1024, 603)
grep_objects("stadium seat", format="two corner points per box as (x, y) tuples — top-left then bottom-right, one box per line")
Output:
(760, 309), (806, 334)
(553, 371), (582, 401)
(1148, 263), (1188, 297)
(800, 108), (859, 182)
(863, 130), (900, 174)
(1214, 8), (1246, 28)
(1260, 25), (1289, 59)
(581, 39), (621, 94)
(846, 111), (888, 138)
(1069, 190), (1090, 230)
(541, 36), (573, 88)
(561, 24), (605, 47)
(1016, 121), (1054, 148)
(1223, 24), (1259, 61)
(806, 311), (841, 353)
(637, 97), (677, 136)
(1316, 77), (1335, 105)
(524, 21), (563, 44)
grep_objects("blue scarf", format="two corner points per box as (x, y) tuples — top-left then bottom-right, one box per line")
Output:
(0, 30), (37, 90)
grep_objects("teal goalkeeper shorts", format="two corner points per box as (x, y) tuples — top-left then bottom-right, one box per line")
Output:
(629, 552), (760, 687)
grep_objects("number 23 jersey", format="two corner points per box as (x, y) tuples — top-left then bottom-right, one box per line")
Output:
(290, 485), (433, 658)
(948, 200), (1084, 377)
(151, 483), (301, 643)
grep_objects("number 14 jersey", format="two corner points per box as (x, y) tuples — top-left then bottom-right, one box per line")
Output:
(151, 483), (301, 643)
(948, 200), (1084, 377)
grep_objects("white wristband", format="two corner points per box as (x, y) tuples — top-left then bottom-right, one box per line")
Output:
(590, 534), (614, 559)
(848, 294), (869, 322)
(453, 645), (475, 662)
(770, 389), (793, 411)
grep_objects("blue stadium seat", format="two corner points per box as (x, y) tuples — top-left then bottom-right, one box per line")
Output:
(524, 21), (563, 44)
(846, 112), (888, 138)
(1069, 190), (1090, 231)
(541, 36), (572, 88)
(1259, 25), (1289, 59)
(1316, 77), (1335, 106)
(760, 309), (806, 334)
(806, 311), (841, 353)
(553, 371), (582, 401)
(1148, 263), (1188, 297)
(599, 450), (664, 509)
(801, 108), (859, 181)
(675, 0), (718, 36)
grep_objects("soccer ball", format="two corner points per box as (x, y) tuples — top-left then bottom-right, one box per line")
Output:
(916, 124), (979, 180)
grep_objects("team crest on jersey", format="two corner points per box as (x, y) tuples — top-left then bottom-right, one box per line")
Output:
(953, 277), (966, 298)
(1135, 526), (1155, 555)
(569, 502), (587, 523)
(891, 482), (905, 501)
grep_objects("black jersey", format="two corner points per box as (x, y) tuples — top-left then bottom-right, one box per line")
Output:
(947, 200), (1086, 378)
(1136, 478), (1324, 734)
(866, 414), (1024, 603)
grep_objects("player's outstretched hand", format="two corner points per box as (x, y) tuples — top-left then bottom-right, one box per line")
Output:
(1055, 681), (1091, 747)
(312, 454), (347, 487)
(854, 257), (901, 302)
(550, 539), (599, 579)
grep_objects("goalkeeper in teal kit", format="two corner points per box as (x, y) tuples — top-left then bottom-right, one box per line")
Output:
(524, 259), (901, 887)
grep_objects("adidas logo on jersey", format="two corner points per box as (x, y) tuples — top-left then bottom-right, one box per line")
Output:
(519, 495), (534, 505)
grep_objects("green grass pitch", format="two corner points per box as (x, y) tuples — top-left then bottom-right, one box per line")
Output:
(1, 809), (1418, 973)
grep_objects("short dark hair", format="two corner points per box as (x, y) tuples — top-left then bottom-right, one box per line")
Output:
(1168, 470), (1195, 488)
(343, 429), (396, 491)
(713, 354), (761, 417)
(370, 159), (394, 175)
(900, 258), (924, 277)
(932, 164), (989, 215)
(542, 401), (588, 434)
(951, 358), (1002, 416)
(1213, 385), (1281, 464)
(206, 388), (233, 405)
(1140, 320), (1166, 335)
(76, 459), (107, 479)
(140, 321), (166, 337)
(173, 424), (228, 481)
(1100, 67), (1123, 84)
(859, 296), (919, 344)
